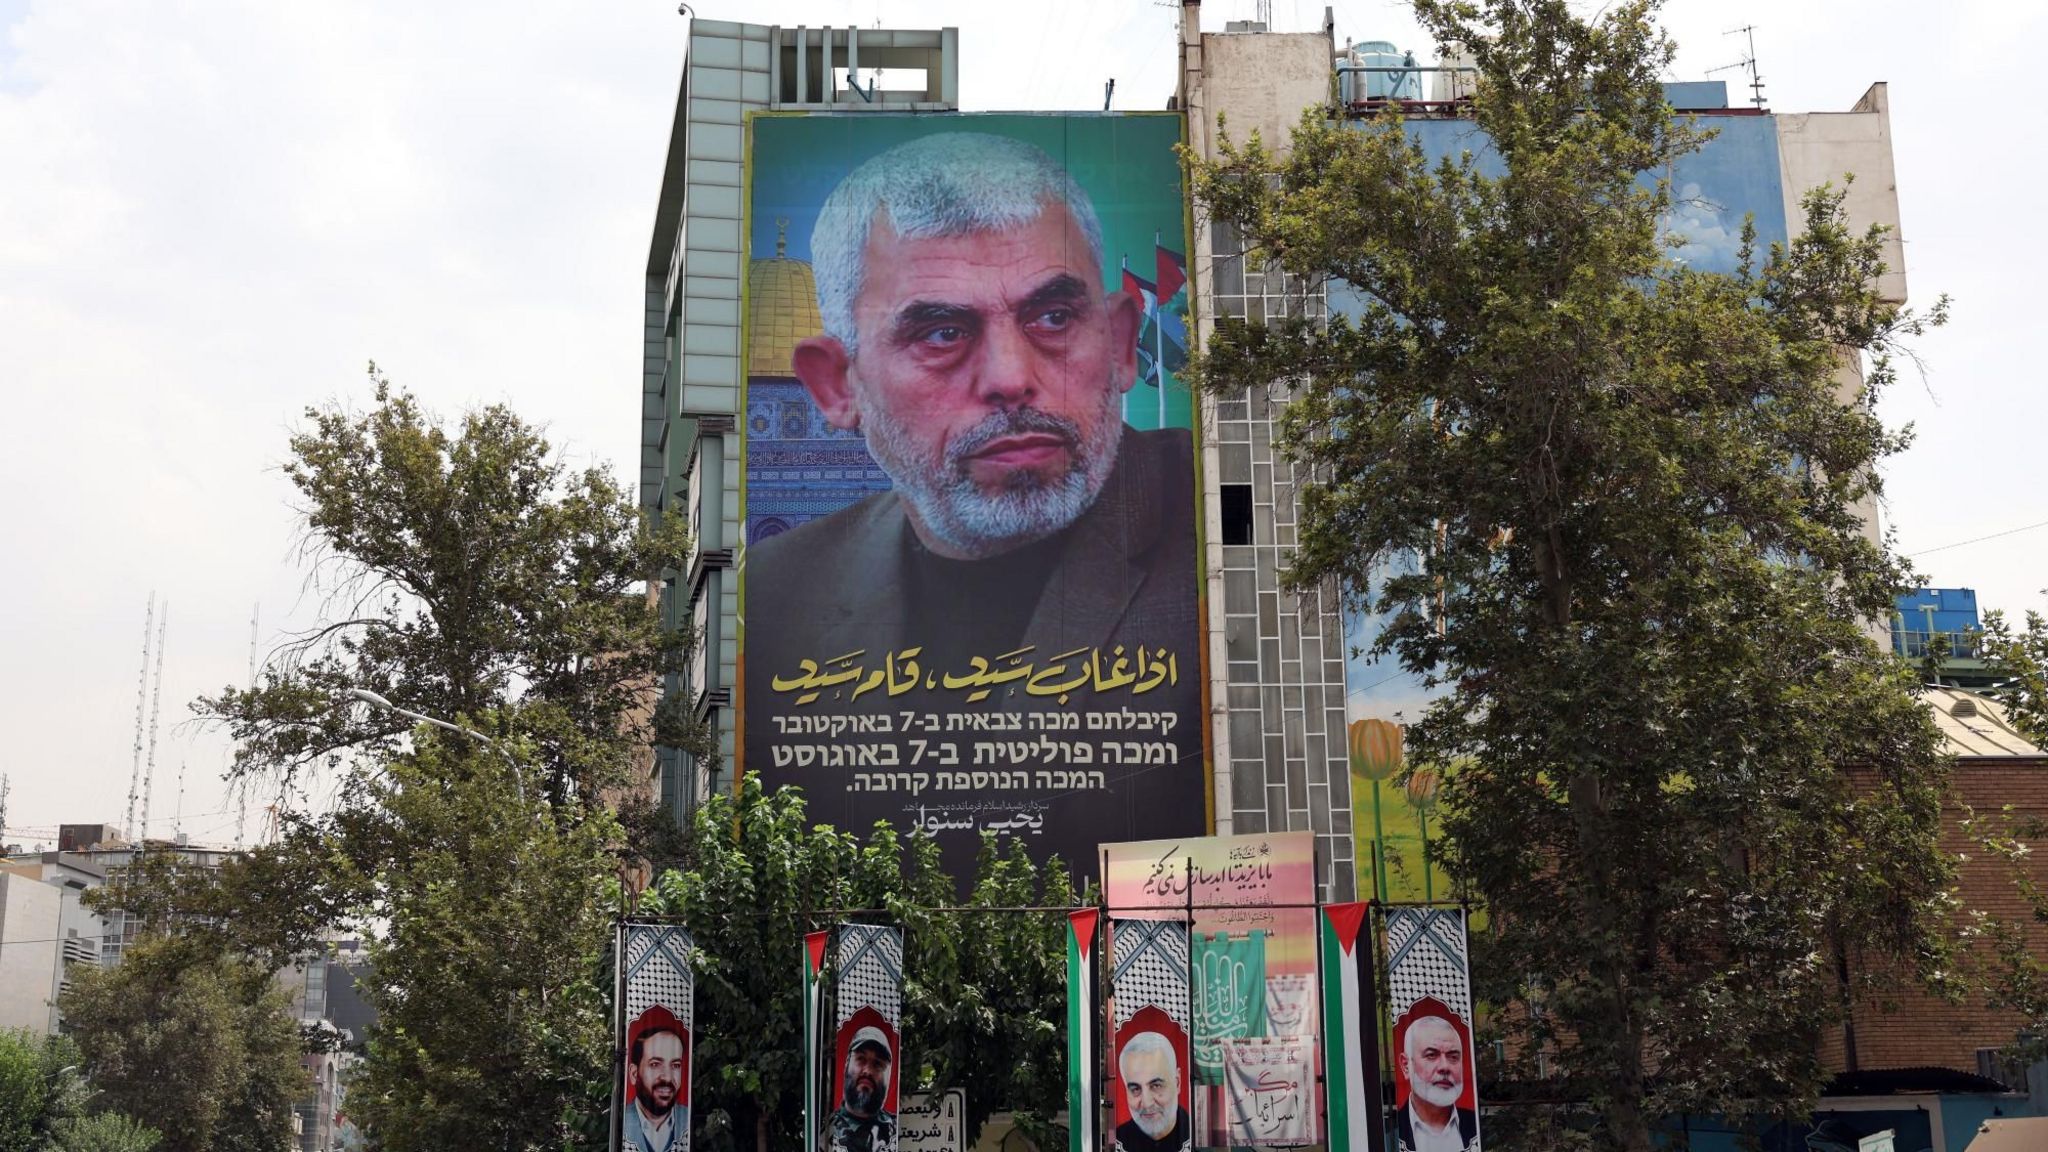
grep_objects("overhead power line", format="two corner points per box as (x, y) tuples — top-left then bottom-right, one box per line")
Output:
(1909, 518), (2048, 559)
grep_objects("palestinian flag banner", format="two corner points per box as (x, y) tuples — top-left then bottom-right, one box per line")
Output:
(1319, 903), (1380, 1152)
(1068, 909), (1101, 1152)
(804, 930), (829, 1152)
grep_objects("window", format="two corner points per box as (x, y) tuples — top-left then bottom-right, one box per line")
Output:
(1221, 484), (1254, 545)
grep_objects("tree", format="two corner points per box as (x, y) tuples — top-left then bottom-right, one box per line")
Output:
(1980, 599), (2048, 746)
(642, 778), (1084, 1152)
(197, 364), (709, 800)
(58, 936), (307, 1152)
(108, 372), (719, 1146)
(341, 732), (622, 1151)
(0, 1029), (83, 1152)
(44, 1115), (163, 1152)
(1185, 1), (1952, 1146)
(1960, 593), (2048, 1066)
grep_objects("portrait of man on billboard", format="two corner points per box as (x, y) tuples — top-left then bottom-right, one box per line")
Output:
(1392, 999), (1480, 1152)
(749, 129), (1195, 673)
(1112, 1012), (1192, 1152)
(624, 1005), (691, 1152)
(822, 1008), (898, 1152)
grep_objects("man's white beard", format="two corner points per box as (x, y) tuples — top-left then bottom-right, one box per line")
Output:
(1135, 1106), (1176, 1140)
(858, 373), (1124, 560)
(1413, 1077), (1462, 1110)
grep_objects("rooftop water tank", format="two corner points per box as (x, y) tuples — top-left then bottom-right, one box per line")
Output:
(1340, 39), (1422, 104)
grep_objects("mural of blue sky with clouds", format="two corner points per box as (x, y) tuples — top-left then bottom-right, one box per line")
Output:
(1337, 110), (1792, 729)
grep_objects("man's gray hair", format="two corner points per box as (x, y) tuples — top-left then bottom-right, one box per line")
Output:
(1119, 1031), (1176, 1077)
(810, 132), (1106, 358)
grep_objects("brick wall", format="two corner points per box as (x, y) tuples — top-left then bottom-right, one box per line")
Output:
(1833, 757), (2048, 1074)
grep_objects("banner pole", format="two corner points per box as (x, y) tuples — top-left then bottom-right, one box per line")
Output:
(1362, 905), (1384, 1152)
(611, 919), (626, 1152)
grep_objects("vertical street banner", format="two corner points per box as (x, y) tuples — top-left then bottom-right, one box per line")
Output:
(1319, 903), (1379, 1152)
(805, 931), (830, 1152)
(1192, 930), (1266, 1083)
(1108, 918), (1193, 1152)
(1068, 909), (1102, 1152)
(1103, 831), (1317, 1147)
(620, 925), (695, 1152)
(1382, 910), (1480, 1152)
(1219, 1037), (1316, 1145)
(740, 112), (1210, 889)
(826, 924), (905, 1152)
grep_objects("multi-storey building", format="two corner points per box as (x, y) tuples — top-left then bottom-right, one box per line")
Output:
(638, 11), (2047, 1141)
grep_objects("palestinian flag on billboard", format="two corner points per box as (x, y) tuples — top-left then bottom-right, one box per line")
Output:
(1121, 236), (1191, 431)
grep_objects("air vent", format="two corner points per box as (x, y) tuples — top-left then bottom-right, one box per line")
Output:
(1951, 697), (1980, 719)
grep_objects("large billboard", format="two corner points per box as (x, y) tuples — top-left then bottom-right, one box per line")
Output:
(740, 112), (1208, 882)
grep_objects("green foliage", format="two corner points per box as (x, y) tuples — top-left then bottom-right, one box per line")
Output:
(104, 375), (722, 1146)
(196, 362), (711, 799)
(58, 936), (307, 1152)
(642, 778), (1083, 1152)
(341, 732), (621, 1150)
(1185, 1), (1952, 1146)
(1980, 600), (2048, 746)
(1958, 594), (2048, 1066)
(43, 1114), (163, 1152)
(0, 1029), (84, 1152)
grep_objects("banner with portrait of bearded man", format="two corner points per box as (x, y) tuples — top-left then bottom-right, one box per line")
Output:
(1382, 911), (1480, 1152)
(739, 113), (1209, 892)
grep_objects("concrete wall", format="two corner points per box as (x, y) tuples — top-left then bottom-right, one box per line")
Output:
(0, 873), (61, 1034)
(1776, 82), (1909, 306)
(1183, 14), (1358, 900)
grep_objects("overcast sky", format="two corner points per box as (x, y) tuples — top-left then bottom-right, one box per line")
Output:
(3, 0), (2041, 844)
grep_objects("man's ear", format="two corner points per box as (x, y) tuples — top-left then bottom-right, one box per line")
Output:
(792, 336), (861, 429)
(1105, 289), (1143, 395)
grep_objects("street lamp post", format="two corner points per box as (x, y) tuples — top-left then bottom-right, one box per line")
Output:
(344, 688), (529, 805)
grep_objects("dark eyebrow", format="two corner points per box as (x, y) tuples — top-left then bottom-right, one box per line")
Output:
(888, 300), (981, 346)
(1016, 273), (1092, 317)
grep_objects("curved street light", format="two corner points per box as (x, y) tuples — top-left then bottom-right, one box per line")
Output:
(344, 688), (529, 805)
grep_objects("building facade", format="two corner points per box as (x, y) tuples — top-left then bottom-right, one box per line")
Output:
(622, 5), (2048, 1147)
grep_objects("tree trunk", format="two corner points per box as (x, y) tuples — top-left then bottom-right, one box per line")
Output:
(758, 1109), (772, 1152)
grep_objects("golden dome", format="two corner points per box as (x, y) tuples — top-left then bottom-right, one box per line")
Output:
(748, 219), (824, 378)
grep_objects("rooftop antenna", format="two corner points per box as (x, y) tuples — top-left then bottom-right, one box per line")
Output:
(1104, 77), (1115, 111)
(0, 773), (11, 848)
(140, 603), (169, 843)
(1706, 25), (1766, 109)
(235, 603), (257, 848)
(1257, 0), (1273, 27)
(124, 593), (155, 842)
(173, 759), (187, 839)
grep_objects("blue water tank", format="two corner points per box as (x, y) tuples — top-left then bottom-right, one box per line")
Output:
(1892, 587), (1982, 657)
(1340, 40), (1422, 103)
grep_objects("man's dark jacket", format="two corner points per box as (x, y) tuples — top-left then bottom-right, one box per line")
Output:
(1113, 1107), (1191, 1152)
(1392, 1103), (1480, 1152)
(745, 425), (1198, 682)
